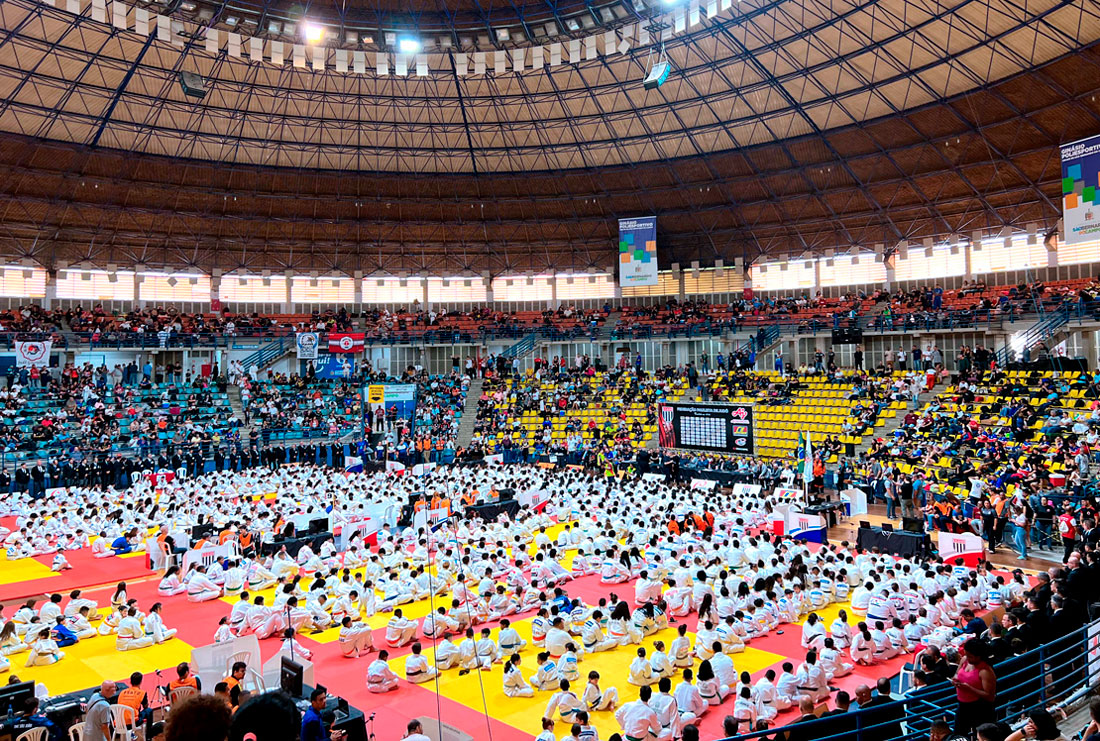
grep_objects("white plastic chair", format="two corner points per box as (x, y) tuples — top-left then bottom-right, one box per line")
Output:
(67, 722), (85, 741)
(16, 729), (49, 741)
(110, 704), (138, 741)
(169, 686), (197, 705)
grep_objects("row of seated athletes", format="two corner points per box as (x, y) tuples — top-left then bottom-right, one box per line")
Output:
(189, 571), (1010, 741)
(4, 526), (147, 562)
(0, 587), (178, 669)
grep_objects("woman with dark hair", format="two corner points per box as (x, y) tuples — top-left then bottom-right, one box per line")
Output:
(696, 593), (716, 625)
(951, 638), (997, 735)
(1005, 710), (1065, 741)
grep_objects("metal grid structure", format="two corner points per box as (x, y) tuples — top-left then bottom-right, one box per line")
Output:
(0, 0), (1097, 276)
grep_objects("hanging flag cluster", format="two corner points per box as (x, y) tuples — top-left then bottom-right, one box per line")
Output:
(44, 0), (737, 78)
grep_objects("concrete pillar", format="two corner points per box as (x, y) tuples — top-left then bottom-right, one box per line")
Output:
(43, 271), (56, 310)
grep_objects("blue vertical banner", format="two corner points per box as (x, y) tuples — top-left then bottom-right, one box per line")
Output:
(618, 216), (659, 287)
(1061, 134), (1100, 245)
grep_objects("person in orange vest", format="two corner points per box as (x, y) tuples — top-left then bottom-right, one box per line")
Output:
(692, 512), (707, 532)
(168, 661), (202, 694)
(117, 671), (153, 735)
(668, 518), (681, 536)
(414, 496), (429, 514)
(223, 661), (247, 707)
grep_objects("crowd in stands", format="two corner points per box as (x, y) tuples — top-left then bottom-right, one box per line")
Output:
(470, 356), (687, 466)
(613, 277), (1100, 338)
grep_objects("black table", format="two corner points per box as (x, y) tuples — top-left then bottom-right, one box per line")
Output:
(856, 526), (931, 558)
(464, 499), (520, 522)
(260, 531), (333, 558)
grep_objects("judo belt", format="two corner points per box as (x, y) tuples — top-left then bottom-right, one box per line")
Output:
(501, 642), (521, 651)
(406, 669), (423, 677)
(625, 735), (647, 741)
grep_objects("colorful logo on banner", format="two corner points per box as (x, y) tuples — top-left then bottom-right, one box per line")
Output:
(328, 333), (365, 353)
(309, 355), (354, 379)
(296, 332), (319, 359)
(15, 340), (51, 368)
(618, 216), (658, 287)
(1061, 134), (1100, 245)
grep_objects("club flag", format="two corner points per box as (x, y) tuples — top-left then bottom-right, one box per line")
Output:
(344, 455), (363, 473)
(430, 516), (452, 533)
(802, 431), (813, 487)
(15, 340), (51, 368)
(328, 332), (365, 353)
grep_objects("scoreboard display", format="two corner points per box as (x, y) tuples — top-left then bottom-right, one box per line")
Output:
(657, 402), (755, 455)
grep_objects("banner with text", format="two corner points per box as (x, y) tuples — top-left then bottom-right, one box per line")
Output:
(618, 216), (659, 287)
(365, 383), (418, 423)
(296, 332), (319, 359)
(1061, 133), (1100, 245)
(15, 340), (52, 368)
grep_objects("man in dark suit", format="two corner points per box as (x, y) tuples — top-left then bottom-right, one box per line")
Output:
(784, 697), (821, 741)
(856, 679), (904, 741)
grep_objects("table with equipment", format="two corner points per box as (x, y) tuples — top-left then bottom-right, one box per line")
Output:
(464, 498), (520, 522)
(259, 531), (333, 558)
(856, 525), (932, 558)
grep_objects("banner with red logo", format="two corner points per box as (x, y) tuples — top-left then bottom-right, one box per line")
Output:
(327, 333), (365, 353)
(15, 340), (52, 368)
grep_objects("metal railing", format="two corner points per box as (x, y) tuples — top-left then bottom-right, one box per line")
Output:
(714, 617), (1098, 741)
(995, 305), (1073, 366)
(0, 424), (360, 469)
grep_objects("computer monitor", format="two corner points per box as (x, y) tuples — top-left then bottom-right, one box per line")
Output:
(0, 681), (36, 717)
(280, 656), (304, 698)
(881, 523), (894, 532)
(307, 517), (328, 535)
(859, 520), (872, 530)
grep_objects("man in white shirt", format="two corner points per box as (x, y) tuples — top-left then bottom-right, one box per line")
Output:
(615, 685), (662, 741)
(366, 650), (400, 693)
(402, 720), (432, 741)
(634, 571), (662, 606)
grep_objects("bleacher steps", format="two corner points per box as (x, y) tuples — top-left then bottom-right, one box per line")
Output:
(598, 310), (621, 341)
(455, 377), (484, 448)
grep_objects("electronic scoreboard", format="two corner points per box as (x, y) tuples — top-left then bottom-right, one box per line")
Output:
(657, 402), (755, 455)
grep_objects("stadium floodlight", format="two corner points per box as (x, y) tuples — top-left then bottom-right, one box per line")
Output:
(304, 23), (325, 44)
(398, 37), (421, 54)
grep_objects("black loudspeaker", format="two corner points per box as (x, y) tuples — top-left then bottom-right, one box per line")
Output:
(179, 71), (207, 100)
(498, 488), (515, 501)
(902, 517), (925, 533)
(831, 328), (864, 344)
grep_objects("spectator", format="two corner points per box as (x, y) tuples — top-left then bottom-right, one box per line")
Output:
(84, 680), (117, 741)
(951, 639), (997, 735)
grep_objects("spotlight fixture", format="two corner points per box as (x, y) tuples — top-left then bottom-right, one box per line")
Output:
(398, 37), (421, 54)
(303, 23), (325, 44)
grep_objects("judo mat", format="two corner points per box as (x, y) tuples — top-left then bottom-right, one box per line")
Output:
(10, 518), (936, 741)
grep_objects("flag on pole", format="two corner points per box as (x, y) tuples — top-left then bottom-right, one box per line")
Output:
(802, 431), (813, 488)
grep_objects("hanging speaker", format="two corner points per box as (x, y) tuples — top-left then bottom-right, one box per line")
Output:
(179, 71), (207, 100)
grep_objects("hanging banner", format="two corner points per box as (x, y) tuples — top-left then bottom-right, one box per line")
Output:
(1061, 133), (1100, 245)
(618, 216), (658, 287)
(15, 340), (52, 368)
(296, 332), (319, 359)
(328, 332), (365, 353)
(364, 383), (418, 423)
(308, 355), (354, 379)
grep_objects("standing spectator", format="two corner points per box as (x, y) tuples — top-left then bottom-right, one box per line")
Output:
(951, 639), (997, 736)
(84, 681), (118, 741)
(1058, 502), (1078, 562)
